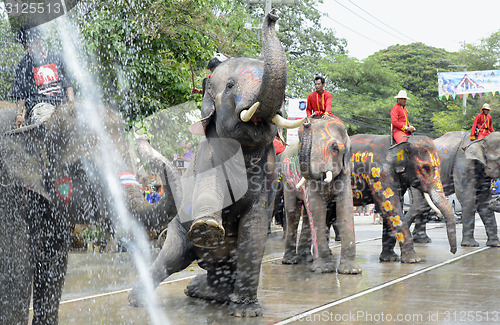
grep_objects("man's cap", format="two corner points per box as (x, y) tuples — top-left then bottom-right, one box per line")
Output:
(394, 90), (410, 100)
(482, 103), (491, 110)
(16, 26), (41, 44)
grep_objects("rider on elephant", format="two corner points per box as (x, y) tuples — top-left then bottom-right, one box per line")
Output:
(391, 90), (416, 143)
(11, 26), (74, 128)
(470, 103), (494, 140)
(306, 76), (333, 118)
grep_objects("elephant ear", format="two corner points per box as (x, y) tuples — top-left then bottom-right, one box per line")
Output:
(464, 139), (486, 165)
(343, 136), (352, 173)
(189, 93), (215, 136)
(1, 126), (50, 201)
(387, 141), (409, 173)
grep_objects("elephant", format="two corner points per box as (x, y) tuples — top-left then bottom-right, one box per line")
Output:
(128, 10), (303, 317)
(350, 134), (457, 263)
(281, 115), (361, 274)
(0, 102), (180, 325)
(406, 131), (500, 247)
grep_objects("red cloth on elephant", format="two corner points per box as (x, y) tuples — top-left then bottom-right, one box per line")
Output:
(273, 138), (285, 155)
(306, 90), (333, 117)
(471, 112), (494, 140)
(391, 103), (411, 143)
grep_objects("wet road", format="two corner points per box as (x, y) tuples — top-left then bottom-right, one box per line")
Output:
(33, 214), (500, 324)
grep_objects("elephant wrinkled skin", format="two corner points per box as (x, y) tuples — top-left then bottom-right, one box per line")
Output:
(128, 10), (298, 317)
(350, 134), (457, 263)
(0, 102), (179, 324)
(281, 116), (361, 274)
(407, 131), (500, 247)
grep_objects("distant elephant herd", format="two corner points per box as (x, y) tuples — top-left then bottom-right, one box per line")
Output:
(1, 10), (500, 324)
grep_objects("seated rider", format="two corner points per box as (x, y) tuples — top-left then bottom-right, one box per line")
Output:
(391, 90), (415, 143)
(306, 76), (333, 118)
(11, 26), (74, 128)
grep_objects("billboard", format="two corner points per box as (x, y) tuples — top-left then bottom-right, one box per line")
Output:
(438, 70), (500, 99)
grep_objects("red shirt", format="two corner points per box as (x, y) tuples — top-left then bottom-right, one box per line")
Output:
(391, 103), (411, 143)
(471, 112), (494, 139)
(273, 138), (285, 155)
(306, 90), (333, 117)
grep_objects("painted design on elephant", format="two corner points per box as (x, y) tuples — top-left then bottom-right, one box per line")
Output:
(283, 156), (305, 197)
(236, 66), (263, 104)
(315, 120), (345, 164)
(371, 167), (380, 178)
(390, 215), (402, 227)
(397, 150), (404, 162)
(352, 151), (374, 163)
(55, 177), (73, 204)
(382, 200), (393, 211)
(373, 181), (382, 191)
(353, 190), (363, 199)
(303, 189), (319, 258)
(414, 151), (441, 186)
(383, 188), (394, 199)
(354, 137), (373, 143)
(120, 172), (141, 188)
(396, 233), (404, 242)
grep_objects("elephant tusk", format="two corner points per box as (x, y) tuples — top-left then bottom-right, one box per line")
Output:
(324, 171), (333, 183)
(424, 193), (443, 217)
(272, 114), (306, 129)
(296, 177), (306, 189)
(240, 102), (260, 122)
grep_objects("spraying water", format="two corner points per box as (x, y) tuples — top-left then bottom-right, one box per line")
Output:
(45, 13), (170, 325)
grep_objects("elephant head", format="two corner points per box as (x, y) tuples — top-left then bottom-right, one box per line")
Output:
(191, 9), (303, 149)
(298, 116), (351, 183)
(387, 135), (456, 253)
(464, 132), (500, 179)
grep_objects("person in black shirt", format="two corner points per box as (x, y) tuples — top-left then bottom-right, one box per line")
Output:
(11, 27), (74, 128)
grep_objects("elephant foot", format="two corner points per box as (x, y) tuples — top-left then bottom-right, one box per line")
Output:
(282, 253), (299, 264)
(310, 258), (335, 273)
(228, 296), (262, 317)
(188, 217), (225, 248)
(379, 250), (399, 262)
(185, 274), (231, 303)
(128, 286), (147, 307)
(486, 238), (500, 247)
(461, 237), (480, 247)
(412, 231), (432, 243)
(338, 258), (362, 274)
(401, 250), (421, 263)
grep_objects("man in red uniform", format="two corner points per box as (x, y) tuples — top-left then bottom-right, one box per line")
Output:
(471, 103), (494, 140)
(306, 76), (333, 118)
(391, 90), (416, 143)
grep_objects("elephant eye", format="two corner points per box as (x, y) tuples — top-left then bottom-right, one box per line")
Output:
(226, 80), (235, 89)
(422, 165), (431, 175)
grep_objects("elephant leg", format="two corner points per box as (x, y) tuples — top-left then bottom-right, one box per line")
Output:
(335, 174), (362, 274)
(476, 185), (499, 246)
(298, 212), (313, 263)
(129, 218), (196, 307)
(282, 186), (302, 264)
(305, 189), (334, 273)
(0, 201), (31, 325)
(380, 216), (399, 262)
(458, 183), (479, 247)
(31, 201), (71, 325)
(408, 190), (432, 243)
(228, 205), (268, 317)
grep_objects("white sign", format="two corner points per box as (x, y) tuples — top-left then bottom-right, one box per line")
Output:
(286, 98), (307, 141)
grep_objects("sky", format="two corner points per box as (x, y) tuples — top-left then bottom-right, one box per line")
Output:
(319, 0), (499, 60)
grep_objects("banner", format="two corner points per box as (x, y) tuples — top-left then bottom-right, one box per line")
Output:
(286, 98), (307, 141)
(438, 70), (500, 98)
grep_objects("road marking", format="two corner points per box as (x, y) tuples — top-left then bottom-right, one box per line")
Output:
(53, 224), (445, 306)
(273, 246), (490, 325)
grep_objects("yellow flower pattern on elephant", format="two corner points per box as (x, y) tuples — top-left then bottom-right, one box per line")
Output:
(383, 188), (394, 199)
(371, 167), (380, 178)
(373, 181), (382, 191)
(390, 215), (402, 227)
(396, 233), (404, 242)
(382, 200), (393, 211)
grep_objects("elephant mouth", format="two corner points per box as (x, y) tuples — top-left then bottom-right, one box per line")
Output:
(239, 102), (305, 129)
(250, 117), (264, 126)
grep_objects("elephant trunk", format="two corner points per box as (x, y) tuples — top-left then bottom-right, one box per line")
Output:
(299, 122), (313, 180)
(428, 189), (457, 254)
(256, 9), (287, 121)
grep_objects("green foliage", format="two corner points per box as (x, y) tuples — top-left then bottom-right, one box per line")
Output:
(456, 30), (500, 70)
(0, 18), (25, 101)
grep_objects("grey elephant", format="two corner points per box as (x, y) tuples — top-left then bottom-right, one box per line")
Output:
(128, 10), (303, 317)
(0, 102), (180, 325)
(407, 131), (500, 247)
(350, 134), (457, 263)
(281, 116), (361, 274)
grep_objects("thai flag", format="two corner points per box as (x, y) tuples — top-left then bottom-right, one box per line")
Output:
(120, 172), (141, 188)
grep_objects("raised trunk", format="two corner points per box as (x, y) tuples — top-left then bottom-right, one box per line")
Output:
(429, 189), (457, 254)
(299, 122), (313, 180)
(256, 9), (287, 120)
